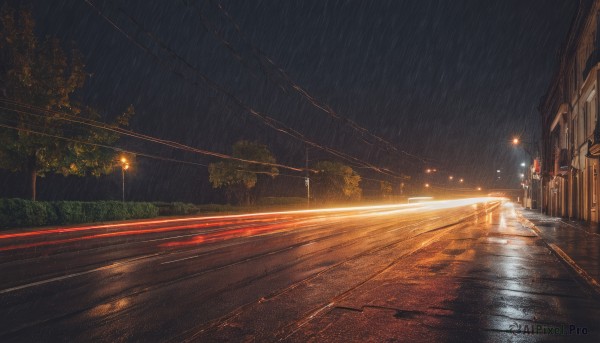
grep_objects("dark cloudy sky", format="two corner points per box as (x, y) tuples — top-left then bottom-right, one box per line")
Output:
(1, 0), (578, 202)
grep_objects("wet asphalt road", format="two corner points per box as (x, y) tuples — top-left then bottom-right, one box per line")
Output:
(1, 199), (599, 342)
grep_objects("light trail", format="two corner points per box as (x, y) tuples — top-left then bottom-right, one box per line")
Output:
(0, 198), (503, 253)
(0, 198), (501, 241)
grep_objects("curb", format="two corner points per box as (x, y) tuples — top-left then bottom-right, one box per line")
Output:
(517, 212), (600, 297)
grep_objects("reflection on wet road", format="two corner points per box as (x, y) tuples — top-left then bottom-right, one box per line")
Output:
(1, 198), (599, 341)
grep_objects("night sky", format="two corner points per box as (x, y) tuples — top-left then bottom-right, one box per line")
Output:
(0, 0), (578, 202)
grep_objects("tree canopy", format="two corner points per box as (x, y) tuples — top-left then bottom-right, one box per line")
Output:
(312, 161), (361, 202)
(0, 5), (133, 200)
(208, 140), (279, 204)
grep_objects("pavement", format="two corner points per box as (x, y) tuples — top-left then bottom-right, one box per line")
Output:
(518, 208), (600, 298)
(0, 199), (599, 342)
(284, 203), (600, 342)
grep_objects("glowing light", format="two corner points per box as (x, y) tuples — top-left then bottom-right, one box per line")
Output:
(424, 183), (430, 188)
(425, 169), (432, 173)
(120, 157), (127, 163)
(0, 198), (504, 252)
(124, 164), (130, 170)
(512, 138), (519, 145)
(520, 162), (526, 167)
(477, 187), (482, 191)
(459, 178), (464, 183)
(449, 176), (453, 180)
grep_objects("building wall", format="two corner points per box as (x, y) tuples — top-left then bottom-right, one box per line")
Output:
(540, 0), (600, 222)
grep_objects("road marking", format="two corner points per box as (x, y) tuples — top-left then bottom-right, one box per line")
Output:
(0, 253), (161, 294)
(161, 254), (204, 265)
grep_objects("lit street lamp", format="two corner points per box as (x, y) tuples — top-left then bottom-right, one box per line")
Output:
(120, 157), (130, 202)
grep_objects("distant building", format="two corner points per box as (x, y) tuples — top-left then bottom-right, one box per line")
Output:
(540, 0), (600, 221)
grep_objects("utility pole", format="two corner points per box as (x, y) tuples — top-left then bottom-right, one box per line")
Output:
(120, 156), (129, 202)
(122, 167), (125, 202)
(305, 147), (310, 208)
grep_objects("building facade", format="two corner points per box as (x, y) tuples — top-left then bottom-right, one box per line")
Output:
(540, 0), (600, 222)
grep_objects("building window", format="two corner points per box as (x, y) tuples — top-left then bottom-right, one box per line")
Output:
(584, 102), (589, 138)
(594, 163), (598, 205)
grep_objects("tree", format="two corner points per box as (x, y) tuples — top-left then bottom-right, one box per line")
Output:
(312, 161), (361, 202)
(0, 6), (133, 200)
(380, 180), (393, 199)
(208, 140), (279, 204)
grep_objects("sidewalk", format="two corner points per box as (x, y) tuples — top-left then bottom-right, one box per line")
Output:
(518, 207), (600, 296)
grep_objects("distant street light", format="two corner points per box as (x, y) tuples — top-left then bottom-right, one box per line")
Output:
(477, 187), (482, 191)
(120, 157), (130, 202)
(425, 168), (432, 173)
(496, 169), (501, 173)
(449, 176), (454, 180)
(520, 162), (526, 167)
(424, 183), (430, 188)
(459, 178), (464, 183)
(512, 138), (519, 145)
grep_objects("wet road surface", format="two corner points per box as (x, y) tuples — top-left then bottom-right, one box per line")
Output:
(1, 199), (599, 342)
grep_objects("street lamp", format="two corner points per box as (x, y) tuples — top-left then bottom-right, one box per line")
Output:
(511, 135), (542, 213)
(459, 178), (464, 183)
(477, 187), (482, 191)
(120, 157), (130, 202)
(449, 175), (454, 180)
(424, 183), (430, 188)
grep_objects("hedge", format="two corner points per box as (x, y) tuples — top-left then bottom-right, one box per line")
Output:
(0, 199), (158, 228)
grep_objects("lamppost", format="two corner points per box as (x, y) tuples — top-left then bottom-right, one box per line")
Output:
(120, 157), (130, 202)
(512, 137), (541, 213)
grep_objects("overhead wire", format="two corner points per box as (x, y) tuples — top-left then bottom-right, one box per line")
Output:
(0, 99), (309, 173)
(202, 0), (432, 166)
(84, 0), (408, 180)
(0, 120), (307, 179)
(0, 114), (394, 183)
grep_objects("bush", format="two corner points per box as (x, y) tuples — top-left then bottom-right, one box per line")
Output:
(256, 197), (306, 206)
(0, 198), (56, 227)
(0, 199), (159, 228)
(154, 202), (199, 216)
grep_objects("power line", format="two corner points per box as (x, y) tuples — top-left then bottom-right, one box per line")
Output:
(0, 118), (399, 184)
(0, 120), (307, 179)
(84, 0), (408, 180)
(201, 0), (431, 166)
(0, 99), (310, 173)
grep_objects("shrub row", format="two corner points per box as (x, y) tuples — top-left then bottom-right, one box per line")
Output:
(0, 198), (158, 228)
(256, 197), (307, 206)
(154, 202), (200, 216)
